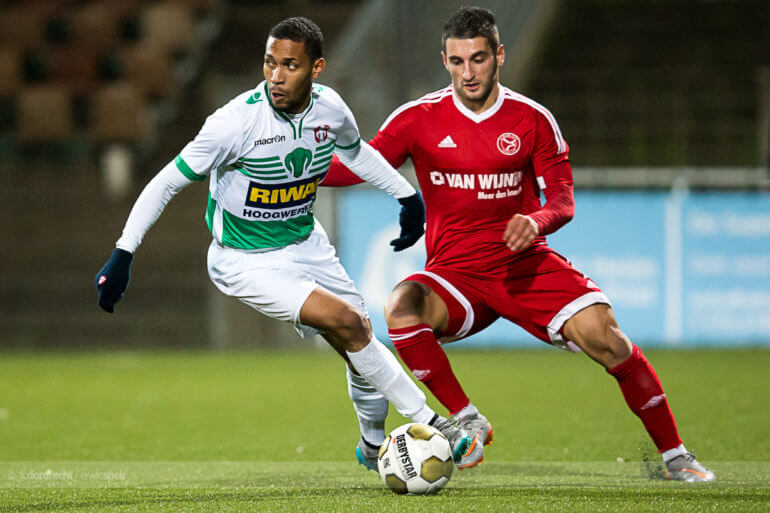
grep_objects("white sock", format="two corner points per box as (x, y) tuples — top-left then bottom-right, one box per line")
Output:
(346, 337), (435, 424)
(661, 444), (687, 463)
(453, 402), (479, 421)
(346, 368), (388, 445)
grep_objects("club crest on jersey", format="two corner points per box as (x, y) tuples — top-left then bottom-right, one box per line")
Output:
(497, 132), (520, 156)
(314, 124), (330, 143)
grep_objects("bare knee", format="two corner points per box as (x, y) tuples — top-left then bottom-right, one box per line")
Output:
(384, 281), (431, 329)
(327, 305), (370, 351)
(564, 305), (632, 368)
(300, 287), (372, 354)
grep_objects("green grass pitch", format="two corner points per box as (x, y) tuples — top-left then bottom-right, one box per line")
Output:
(1, 348), (768, 512)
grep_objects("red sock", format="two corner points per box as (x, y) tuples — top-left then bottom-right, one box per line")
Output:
(607, 344), (683, 452)
(389, 324), (469, 414)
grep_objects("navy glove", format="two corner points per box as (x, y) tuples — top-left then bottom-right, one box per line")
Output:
(95, 248), (134, 313)
(390, 192), (425, 251)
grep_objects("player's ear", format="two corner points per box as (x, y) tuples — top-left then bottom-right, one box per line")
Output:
(496, 44), (505, 67)
(441, 51), (448, 69)
(311, 57), (325, 79)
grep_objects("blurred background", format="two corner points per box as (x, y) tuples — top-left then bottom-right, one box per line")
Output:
(0, 0), (768, 350)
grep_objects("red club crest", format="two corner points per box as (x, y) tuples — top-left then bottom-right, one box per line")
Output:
(314, 124), (330, 143)
(497, 132), (520, 156)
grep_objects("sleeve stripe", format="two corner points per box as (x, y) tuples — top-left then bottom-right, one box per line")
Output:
(334, 137), (361, 150)
(379, 87), (452, 131)
(175, 154), (206, 181)
(504, 89), (567, 154)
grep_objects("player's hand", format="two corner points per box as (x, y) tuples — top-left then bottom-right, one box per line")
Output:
(503, 214), (539, 252)
(390, 193), (425, 251)
(94, 248), (134, 313)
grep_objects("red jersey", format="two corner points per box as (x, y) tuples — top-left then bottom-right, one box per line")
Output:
(325, 85), (575, 272)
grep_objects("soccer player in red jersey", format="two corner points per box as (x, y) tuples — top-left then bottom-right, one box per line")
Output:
(324, 6), (715, 481)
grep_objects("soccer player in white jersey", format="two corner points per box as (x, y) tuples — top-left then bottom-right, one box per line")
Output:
(95, 17), (484, 470)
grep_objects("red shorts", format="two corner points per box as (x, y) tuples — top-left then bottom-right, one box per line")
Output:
(403, 246), (610, 351)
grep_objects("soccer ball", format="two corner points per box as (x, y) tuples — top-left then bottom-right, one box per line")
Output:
(377, 423), (454, 495)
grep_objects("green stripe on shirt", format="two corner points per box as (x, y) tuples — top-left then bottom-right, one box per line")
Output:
(334, 137), (361, 150)
(205, 193), (217, 232)
(221, 211), (314, 249)
(175, 155), (206, 181)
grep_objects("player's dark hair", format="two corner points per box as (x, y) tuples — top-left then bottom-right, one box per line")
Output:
(441, 6), (500, 53)
(268, 17), (324, 61)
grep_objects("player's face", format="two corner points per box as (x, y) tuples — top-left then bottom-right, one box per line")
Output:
(442, 37), (504, 112)
(263, 37), (325, 113)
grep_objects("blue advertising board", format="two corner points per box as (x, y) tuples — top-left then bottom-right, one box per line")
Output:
(680, 194), (770, 344)
(337, 190), (770, 347)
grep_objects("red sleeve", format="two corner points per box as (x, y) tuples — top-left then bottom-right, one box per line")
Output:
(322, 107), (414, 187)
(320, 154), (365, 186)
(526, 110), (575, 236)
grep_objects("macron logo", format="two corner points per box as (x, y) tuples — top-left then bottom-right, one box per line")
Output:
(412, 369), (431, 381)
(437, 135), (456, 148)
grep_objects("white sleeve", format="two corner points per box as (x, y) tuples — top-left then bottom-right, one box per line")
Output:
(335, 100), (362, 151)
(176, 106), (242, 179)
(335, 142), (415, 199)
(115, 161), (195, 253)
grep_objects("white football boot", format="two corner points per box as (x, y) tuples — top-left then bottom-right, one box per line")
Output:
(451, 410), (494, 448)
(665, 452), (716, 482)
(429, 414), (482, 469)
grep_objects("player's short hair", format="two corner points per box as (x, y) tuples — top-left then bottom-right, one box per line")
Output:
(441, 6), (500, 53)
(268, 17), (324, 61)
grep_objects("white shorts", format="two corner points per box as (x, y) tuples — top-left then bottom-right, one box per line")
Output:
(206, 223), (367, 338)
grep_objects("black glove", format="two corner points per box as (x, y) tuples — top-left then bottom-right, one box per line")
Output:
(95, 248), (134, 313)
(390, 192), (425, 252)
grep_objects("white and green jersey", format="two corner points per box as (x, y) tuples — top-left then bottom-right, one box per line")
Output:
(176, 81), (362, 250)
(115, 81), (414, 255)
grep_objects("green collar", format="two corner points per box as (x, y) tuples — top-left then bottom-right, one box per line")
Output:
(264, 82), (314, 140)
